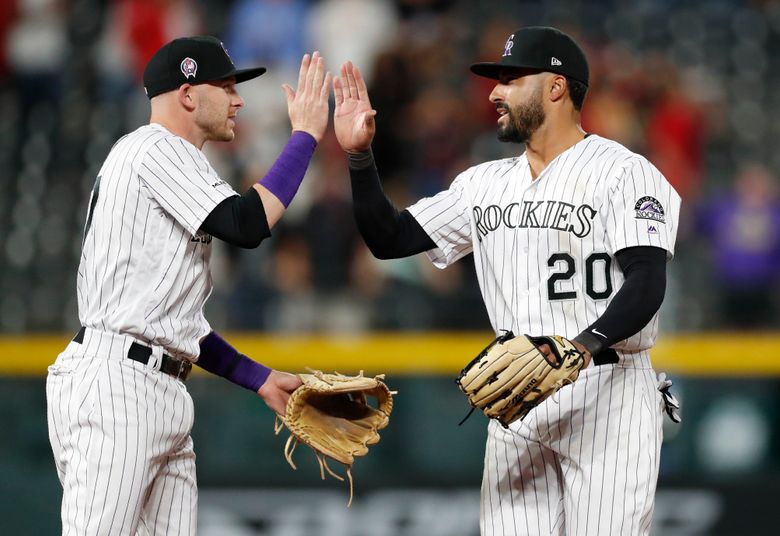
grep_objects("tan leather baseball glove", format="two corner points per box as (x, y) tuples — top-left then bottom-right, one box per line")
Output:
(274, 370), (394, 506)
(456, 331), (584, 427)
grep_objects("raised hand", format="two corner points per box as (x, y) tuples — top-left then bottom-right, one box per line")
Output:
(333, 61), (376, 152)
(283, 51), (332, 143)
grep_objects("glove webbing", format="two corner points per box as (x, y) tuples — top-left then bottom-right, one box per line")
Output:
(274, 416), (356, 506)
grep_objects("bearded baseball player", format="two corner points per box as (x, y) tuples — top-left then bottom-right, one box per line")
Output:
(45, 36), (331, 534)
(334, 27), (681, 535)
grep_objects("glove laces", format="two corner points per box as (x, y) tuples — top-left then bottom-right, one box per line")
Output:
(274, 415), (356, 506)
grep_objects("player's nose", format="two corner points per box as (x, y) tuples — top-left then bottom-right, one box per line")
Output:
(489, 85), (504, 104)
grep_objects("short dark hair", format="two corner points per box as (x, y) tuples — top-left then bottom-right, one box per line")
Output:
(565, 77), (588, 111)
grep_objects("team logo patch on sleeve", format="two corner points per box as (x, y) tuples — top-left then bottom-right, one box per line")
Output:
(634, 196), (665, 223)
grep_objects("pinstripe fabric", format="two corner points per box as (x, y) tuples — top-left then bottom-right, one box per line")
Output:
(478, 361), (663, 536)
(407, 135), (681, 349)
(46, 329), (196, 535)
(407, 135), (679, 535)
(77, 123), (237, 361)
(47, 122), (232, 534)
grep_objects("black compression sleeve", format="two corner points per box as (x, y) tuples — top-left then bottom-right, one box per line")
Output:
(200, 187), (271, 248)
(574, 246), (667, 355)
(348, 149), (436, 259)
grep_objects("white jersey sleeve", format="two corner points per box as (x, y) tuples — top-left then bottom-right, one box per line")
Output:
(406, 171), (474, 268)
(137, 136), (237, 237)
(605, 156), (681, 258)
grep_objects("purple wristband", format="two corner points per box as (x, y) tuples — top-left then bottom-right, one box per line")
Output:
(197, 331), (272, 392)
(258, 131), (317, 207)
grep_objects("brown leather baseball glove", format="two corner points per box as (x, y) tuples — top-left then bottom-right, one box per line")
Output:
(456, 331), (585, 427)
(274, 370), (394, 506)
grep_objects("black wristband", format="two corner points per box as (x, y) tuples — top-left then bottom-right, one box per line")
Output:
(573, 331), (605, 357)
(347, 148), (375, 170)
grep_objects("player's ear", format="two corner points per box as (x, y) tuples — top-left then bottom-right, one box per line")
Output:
(548, 75), (567, 103)
(178, 84), (196, 111)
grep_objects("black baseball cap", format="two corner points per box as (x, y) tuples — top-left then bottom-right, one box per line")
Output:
(143, 36), (266, 99)
(470, 27), (589, 86)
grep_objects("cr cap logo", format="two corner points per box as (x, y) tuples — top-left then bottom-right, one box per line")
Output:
(180, 57), (198, 79)
(634, 196), (666, 223)
(502, 34), (514, 57)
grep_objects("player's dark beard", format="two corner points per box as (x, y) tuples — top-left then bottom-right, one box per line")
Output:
(497, 88), (545, 144)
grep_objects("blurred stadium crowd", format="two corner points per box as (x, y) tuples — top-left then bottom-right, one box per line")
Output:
(1, 0), (779, 334)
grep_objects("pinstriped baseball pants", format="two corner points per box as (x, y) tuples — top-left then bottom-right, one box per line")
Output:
(46, 331), (196, 535)
(481, 356), (664, 536)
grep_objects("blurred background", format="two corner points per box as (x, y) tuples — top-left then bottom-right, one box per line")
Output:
(1, 0), (780, 533)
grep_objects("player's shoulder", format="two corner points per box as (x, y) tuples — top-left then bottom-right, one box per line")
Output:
(458, 156), (524, 183)
(127, 124), (207, 168)
(585, 135), (642, 167)
(110, 124), (169, 159)
(121, 123), (167, 145)
(125, 123), (198, 152)
(587, 135), (666, 182)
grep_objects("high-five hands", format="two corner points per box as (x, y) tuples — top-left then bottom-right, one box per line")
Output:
(283, 51), (332, 143)
(333, 61), (377, 153)
(285, 57), (375, 150)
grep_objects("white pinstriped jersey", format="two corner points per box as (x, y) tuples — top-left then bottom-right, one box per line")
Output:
(407, 135), (681, 353)
(77, 123), (238, 360)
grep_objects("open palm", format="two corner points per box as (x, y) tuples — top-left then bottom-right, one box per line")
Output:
(333, 61), (376, 152)
(283, 51), (332, 143)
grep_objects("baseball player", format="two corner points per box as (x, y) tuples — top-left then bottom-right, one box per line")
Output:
(333, 27), (681, 535)
(45, 36), (331, 535)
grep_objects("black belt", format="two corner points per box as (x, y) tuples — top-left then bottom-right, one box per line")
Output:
(593, 348), (619, 366)
(73, 327), (192, 381)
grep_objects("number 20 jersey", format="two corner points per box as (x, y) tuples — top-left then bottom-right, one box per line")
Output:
(406, 134), (681, 354)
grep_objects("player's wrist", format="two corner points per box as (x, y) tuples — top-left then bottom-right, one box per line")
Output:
(347, 147), (374, 170)
(258, 132), (317, 208)
(573, 331), (604, 357)
(197, 331), (272, 392)
(290, 128), (320, 144)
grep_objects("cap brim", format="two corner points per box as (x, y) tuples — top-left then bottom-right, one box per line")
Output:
(208, 66), (267, 85)
(470, 62), (502, 79)
(233, 66), (267, 83)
